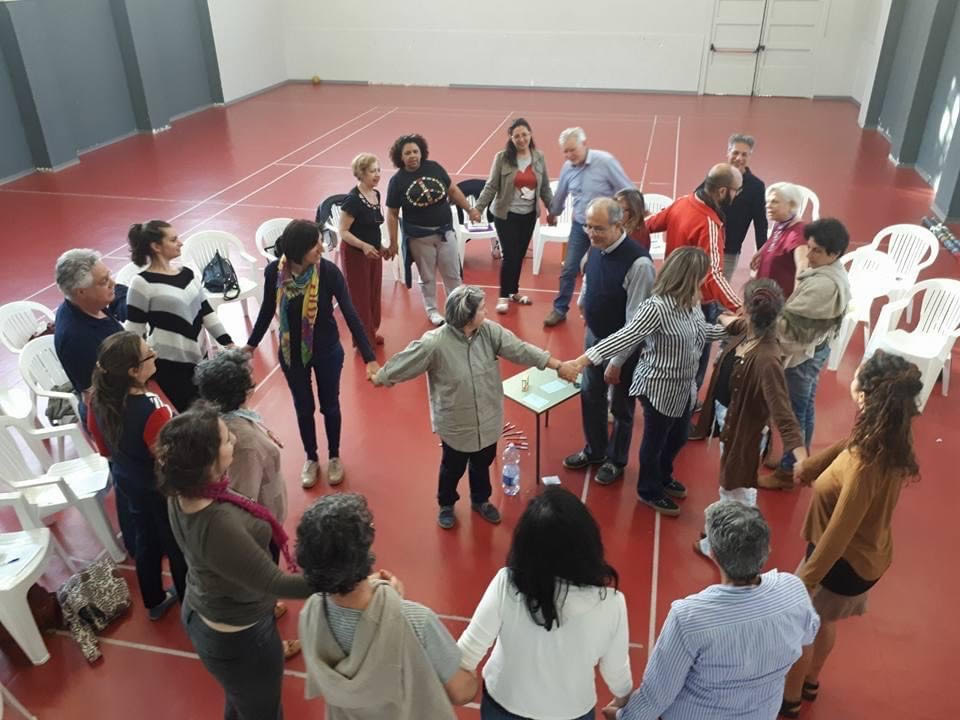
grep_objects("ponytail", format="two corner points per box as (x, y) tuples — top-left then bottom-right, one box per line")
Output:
(128, 220), (171, 266)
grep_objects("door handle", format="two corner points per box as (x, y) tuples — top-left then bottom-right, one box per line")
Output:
(710, 43), (759, 54)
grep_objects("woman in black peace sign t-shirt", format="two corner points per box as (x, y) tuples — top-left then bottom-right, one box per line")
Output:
(385, 134), (480, 326)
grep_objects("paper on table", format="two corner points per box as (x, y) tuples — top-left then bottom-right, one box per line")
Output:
(540, 379), (569, 394)
(542, 475), (561, 485)
(524, 394), (549, 410)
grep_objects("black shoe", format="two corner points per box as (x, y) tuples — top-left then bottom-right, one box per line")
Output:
(562, 451), (605, 470)
(688, 423), (706, 441)
(663, 478), (688, 499)
(471, 502), (501, 524)
(594, 462), (623, 485)
(438, 505), (456, 529)
(637, 494), (681, 517)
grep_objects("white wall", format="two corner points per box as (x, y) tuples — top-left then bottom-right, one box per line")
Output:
(281, 0), (714, 92)
(812, 0), (890, 102)
(207, 0), (286, 102)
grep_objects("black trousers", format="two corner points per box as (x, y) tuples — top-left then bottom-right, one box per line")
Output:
(437, 441), (497, 507)
(493, 211), (537, 297)
(183, 604), (285, 720)
(154, 358), (199, 412)
(637, 395), (693, 499)
(280, 344), (344, 461)
(124, 486), (187, 609)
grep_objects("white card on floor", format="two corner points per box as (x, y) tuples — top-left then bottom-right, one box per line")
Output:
(524, 394), (549, 410)
(542, 475), (561, 485)
(540, 379), (568, 394)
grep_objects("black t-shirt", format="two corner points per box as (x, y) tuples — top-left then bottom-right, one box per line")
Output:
(340, 186), (384, 247)
(385, 159), (452, 227)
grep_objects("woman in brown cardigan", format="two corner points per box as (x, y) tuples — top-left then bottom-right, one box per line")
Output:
(692, 278), (806, 557)
(779, 350), (922, 718)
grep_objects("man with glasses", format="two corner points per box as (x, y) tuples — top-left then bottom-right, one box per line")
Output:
(646, 164), (744, 395)
(562, 198), (655, 485)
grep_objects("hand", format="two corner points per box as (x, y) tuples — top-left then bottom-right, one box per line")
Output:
(365, 361), (381, 382)
(385, 242), (399, 260)
(374, 569), (405, 597)
(242, 345), (255, 355)
(601, 703), (620, 720)
(604, 363), (621, 385)
(557, 360), (581, 383)
(468, 208), (482, 223)
(750, 253), (762, 270)
(717, 313), (738, 327)
(225, 343), (236, 350)
(362, 243), (381, 260)
(546, 214), (557, 227)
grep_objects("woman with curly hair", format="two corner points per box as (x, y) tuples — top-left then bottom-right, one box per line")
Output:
(457, 486), (633, 719)
(296, 493), (478, 718)
(779, 350), (922, 718)
(157, 403), (311, 720)
(385, 133), (480, 326)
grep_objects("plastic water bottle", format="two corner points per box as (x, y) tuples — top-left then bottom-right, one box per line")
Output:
(501, 443), (521, 496)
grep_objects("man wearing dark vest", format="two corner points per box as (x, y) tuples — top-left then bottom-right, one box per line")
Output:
(562, 198), (655, 486)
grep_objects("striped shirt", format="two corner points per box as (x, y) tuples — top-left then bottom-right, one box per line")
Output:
(125, 268), (232, 365)
(619, 570), (819, 720)
(585, 295), (727, 417)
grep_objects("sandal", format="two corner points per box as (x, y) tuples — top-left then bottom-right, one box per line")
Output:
(779, 698), (802, 718)
(495, 299), (510, 314)
(510, 294), (532, 305)
(802, 680), (819, 701)
(283, 639), (302, 660)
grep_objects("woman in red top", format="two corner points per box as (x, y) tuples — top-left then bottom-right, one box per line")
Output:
(750, 182), (808, 297)
(615, 187), (651, 252)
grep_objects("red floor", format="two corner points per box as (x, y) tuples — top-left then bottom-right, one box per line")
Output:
(0, 84), (957, 719)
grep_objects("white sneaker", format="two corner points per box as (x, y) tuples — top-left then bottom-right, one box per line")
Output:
(428, 311), (445, 326)
(327, 458), (344, 486)
(301, 460), (320, 488)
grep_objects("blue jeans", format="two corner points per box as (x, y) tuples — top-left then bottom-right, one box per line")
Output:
(552, 221), (591, 315)
(580, 328), (638, 466)
(481, 686), (594, 720)
(780, 341), (831, 471)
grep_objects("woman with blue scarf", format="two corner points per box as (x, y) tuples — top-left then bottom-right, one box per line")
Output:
(245, 220), (379, 489)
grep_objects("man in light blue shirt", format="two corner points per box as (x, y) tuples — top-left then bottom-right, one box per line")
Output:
(544, 127), (634, 327)
(605, 501), (819, 720)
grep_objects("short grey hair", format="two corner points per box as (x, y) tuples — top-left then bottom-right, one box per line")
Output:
(705, 500), (770, 581)
(444, 285), (486, 329)
(587, 197), (624, 225)
(296, 493), (375, 595)
(55, 248), (101, 298)
(766, 181), (804, 213)
(559, 127), (587, 145)
(195, 349), (255, 413)
(728, 133), (755, 150)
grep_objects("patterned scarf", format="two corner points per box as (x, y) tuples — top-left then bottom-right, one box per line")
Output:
(276, 256), (319, 366)
(194, 476), (298, 572)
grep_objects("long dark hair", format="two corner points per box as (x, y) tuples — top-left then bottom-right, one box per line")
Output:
(507, 487), (618, 631)
(128, 220), (171, 266)
(90, 331), (146, 449)
(503, 118), (536, 167)
(850, 350), (922, 478)
(154, 401), (223, 496)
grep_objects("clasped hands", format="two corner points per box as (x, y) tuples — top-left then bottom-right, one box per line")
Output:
(557, 356), (588, 383)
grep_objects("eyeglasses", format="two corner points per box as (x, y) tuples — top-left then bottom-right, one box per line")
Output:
(136, 352), (157, 366)
(727, 186), (743, 196)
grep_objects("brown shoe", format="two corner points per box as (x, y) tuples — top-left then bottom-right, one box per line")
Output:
(758, 468), (796, 490)
(543, 309), (566, 327)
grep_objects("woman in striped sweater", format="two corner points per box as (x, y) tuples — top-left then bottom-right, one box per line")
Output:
(124, 221), (234, 411)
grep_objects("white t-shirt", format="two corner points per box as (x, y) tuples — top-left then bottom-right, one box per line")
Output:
(458, 567), (633, 719)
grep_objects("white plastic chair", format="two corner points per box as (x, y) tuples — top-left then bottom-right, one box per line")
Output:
(533, 181), (571, 275)
(0, 302), (54, 354)
(325, 206), (342, 257)
(827, 248), (898, 371)
(113, 262), (145, 288)
(864, 278), (960, 412)
(795, 185), (820, 221)
(254, 218), (292, 263)
(451, 198), (499, 268)
(0, 492), (57, 668)
(644, 193), (673, 261)
(181, 230), (261, 315)
(867, 224), (939, 324)
(0, 413), (123, 564)
(0, 679), (38, 719)
(19, 335), (79, 459)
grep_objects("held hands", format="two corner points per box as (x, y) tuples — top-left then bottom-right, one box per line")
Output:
(467, 208), (482, 224)
(750, 253), (762, 271)
(242, 345), (255, 355)
(603, 363), (621, 385)
(384, 242), (399, 260)
(557, 359), (582, 383)
(369, 569), (405, 598)
(365, 361), (381, 384)
(546, 213), (558, 227)
(362, 243), (382, 260)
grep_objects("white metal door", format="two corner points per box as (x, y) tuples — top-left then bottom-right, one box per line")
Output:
(754, 0), (826, 97)
(703, 0), (767, 95)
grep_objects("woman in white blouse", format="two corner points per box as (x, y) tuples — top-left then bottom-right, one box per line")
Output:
(457, 487), (633, 719)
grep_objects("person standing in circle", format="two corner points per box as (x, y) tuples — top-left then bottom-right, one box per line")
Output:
(385, 133), (480, 326)
(474, 118), (554, 315)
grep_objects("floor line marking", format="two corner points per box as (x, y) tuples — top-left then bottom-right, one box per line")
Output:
(457, 111), (514, 174)
(581, 466), (593, 504)
(672, 116), (681, 200)
(471, 284), (555, 295)
(648, 511), (661, 653)
(20, 106), (382, 301)
(639, 115), (657, 190)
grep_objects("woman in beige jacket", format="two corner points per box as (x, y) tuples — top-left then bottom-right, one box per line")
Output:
(475, 118), (553, 314)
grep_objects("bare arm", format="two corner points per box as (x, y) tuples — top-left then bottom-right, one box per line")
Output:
(793, 245), (809, 277)
(448, 183), (472, 212)
(387, 207), (400, 251)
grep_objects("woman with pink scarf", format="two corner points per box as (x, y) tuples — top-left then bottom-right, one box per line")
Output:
(750, 182), (808, 297)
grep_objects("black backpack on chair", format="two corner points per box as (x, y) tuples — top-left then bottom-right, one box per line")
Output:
(201, 251), (241, 300)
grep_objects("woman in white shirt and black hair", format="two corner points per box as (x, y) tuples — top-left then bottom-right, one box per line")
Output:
(458, 486), (633, 720)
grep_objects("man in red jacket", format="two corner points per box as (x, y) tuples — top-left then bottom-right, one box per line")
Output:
(646, 164), (744, 393)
